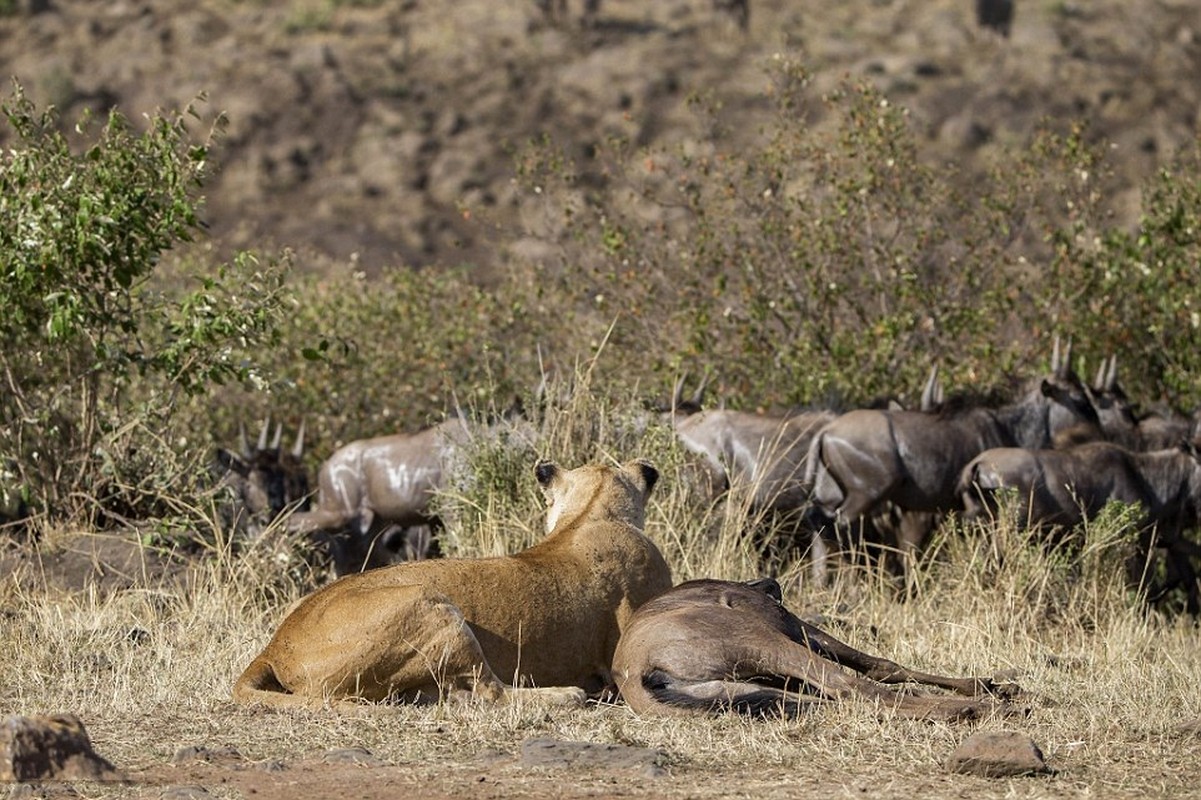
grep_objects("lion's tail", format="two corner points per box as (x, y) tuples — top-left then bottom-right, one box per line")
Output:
(232, 657), (306, 709)
(642, 669), (813, 718)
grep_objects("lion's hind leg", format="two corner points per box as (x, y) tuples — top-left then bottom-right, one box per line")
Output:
(233, 584), (511, 708)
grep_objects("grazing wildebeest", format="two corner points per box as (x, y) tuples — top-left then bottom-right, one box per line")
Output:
(804, 342), (1099, 529)
(612, 577), (1017, 719)
(214, 419), (310, 538)
(975, 0), (1014, 37)
(660, 375), (835, 561)
(534, 0), (748, 30)
(285, 416), (477, 576)
(958, 439), (1201, 611)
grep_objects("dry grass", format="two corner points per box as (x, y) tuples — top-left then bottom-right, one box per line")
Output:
(4, 377), (1201, 797)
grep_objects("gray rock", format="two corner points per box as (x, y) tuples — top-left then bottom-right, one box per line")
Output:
(0, 713), (124, 782)
(320, 746), (388, 767)
(946, 730), (1053, 778)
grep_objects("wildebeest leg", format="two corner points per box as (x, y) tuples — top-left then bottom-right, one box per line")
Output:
(809, 432), (901, 524)
(730, 640), (996, 720)
(794, 619), (1012, 698)
(1145, 534), (1201, 615)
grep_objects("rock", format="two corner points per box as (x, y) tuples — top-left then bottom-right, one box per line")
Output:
(946, 730), (1053, 778)
(320, 747), (387, 767)
(160, 787), (216, 800)
(171, 745), (243, 765)
(520, 738), (666, 777)
(0, 713), (124, 782)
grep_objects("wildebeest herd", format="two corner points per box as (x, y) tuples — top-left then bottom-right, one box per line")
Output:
(221, 338), (1201, 715)
(224, 338), (1201, 619)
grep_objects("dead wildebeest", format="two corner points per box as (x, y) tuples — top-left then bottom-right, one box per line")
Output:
(958, 439), (1201, 612)
(612, 577), (1018, 719)
(805, 339), (1099, 536)
(214, 418), (310, 539)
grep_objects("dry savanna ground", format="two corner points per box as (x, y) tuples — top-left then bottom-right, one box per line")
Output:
(4, 447), (1201, 800)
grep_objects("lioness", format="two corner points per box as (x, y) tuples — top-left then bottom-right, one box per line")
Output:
(613, 578), (1019, 720)
(234, 459), (673, 709)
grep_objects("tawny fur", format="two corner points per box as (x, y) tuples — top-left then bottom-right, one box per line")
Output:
(234, 459), (672, 709)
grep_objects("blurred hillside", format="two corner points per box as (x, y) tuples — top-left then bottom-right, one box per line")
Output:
(2, 0), (1198, 277)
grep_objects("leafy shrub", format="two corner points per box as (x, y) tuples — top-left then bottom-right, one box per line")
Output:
(0, 83), (292, 527)
(506, 57), (1201, 412)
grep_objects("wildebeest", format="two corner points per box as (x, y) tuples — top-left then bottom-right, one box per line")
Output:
(1060, 355), (1201, 453)
(805, 341), (1100, 528)
(284, 416), (474, 576)
(660, 375), (835, 561)
(214, 418), (310, 538)
(975, 0), (1014, 37)
(285, 408), (542, 577)
(612, 577), (1017, 719)
(957, 439), (1201, 611)
(534, 0), (748, 30)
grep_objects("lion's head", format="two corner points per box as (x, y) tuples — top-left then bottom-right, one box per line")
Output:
(536, 458), (658, 533)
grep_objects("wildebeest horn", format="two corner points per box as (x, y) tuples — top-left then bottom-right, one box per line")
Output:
(272, 423), (283, 450)
(1105, 354), (1119, 392)
(1063, 337), (1074, 377)
(257, 417), (270, 451)
(293, 419), (305, 458)
(920, 364), (941, 412)
(672, 372), (689, 409)
(1092, 358), (1105, 392)
(239, 421), (252, 459)
(690, 373), (710, 407)
(1051, 334), (1061, 374)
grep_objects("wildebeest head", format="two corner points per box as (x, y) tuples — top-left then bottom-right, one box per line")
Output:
(214, 418), (310, 536)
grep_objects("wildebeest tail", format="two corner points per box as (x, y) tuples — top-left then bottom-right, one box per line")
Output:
(642, 670), (810, 718)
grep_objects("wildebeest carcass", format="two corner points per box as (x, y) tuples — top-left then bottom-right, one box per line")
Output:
(958, 439), (1201, 612)
(612, 577), (1018, 719)
(214, 418), (310, 538)
(805, 341), (1099, 532)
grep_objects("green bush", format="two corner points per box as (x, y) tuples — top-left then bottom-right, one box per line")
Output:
(507, 57), (1201, 412)
(0, 83), (292, 527)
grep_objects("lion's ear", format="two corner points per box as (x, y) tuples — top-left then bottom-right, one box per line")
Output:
(632, 460), (659, 495)
(534, 460), (558, 487)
